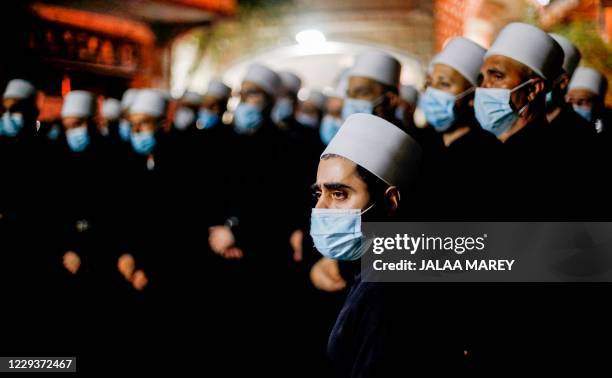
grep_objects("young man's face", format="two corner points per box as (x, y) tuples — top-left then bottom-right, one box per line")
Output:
(313, 157), (370, 210)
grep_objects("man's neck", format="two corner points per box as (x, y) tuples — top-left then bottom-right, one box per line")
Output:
(442, 126), (471, 147)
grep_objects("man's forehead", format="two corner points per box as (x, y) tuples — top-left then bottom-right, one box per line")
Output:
(317, 157), (359, 183)
(482, 55), (522, 73)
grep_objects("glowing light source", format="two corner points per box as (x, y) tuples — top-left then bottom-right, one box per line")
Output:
(536, 0), (551, 6)
(295, 29), (326, 46)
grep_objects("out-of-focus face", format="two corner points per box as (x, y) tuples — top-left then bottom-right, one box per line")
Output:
(62, 116), (88, 131)
(325, 97), (343, 118)
(240, 81), (268, 107)
(347, 76), (385, 102)
(480, 55), (532, 111)
(128, 113), (160, 133)
(566, 88), (598, 111)
(298, 101), (321, 118)
(430, 63), (472, 96)
(201, 95), (223, 115)
(313, 157), (370, 210)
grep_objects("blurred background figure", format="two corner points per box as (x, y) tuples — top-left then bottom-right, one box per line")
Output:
(396, 84), (420, 131)
(567, 67), (609, 134)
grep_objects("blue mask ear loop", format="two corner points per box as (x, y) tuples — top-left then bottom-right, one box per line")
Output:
(510, 79), (536, 116)
(360, 202), (376, 215)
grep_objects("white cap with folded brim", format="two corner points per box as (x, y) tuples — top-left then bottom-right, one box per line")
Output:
(349, 50), (401, 88)
(129, 89), (167, 118)
(243, 63), (282, 97)
(568, 67), (607, 97)
(206, 80), (231, 99)
(322, 113), (422, 187)
(61, 90), (95, 118)
(549, 33), (581, 77)
(182, 91), (203, 106)
(121, 88), (140, 111)
(485, 22), (564, 81)
(3, 79), (36, 100)
(432, 37), (486, 86)
(399, 85), (419, 105)
(102, 98), (121, 121)
(279, 71), (302, 94)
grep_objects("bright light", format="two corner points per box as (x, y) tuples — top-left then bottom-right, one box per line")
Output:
(295, 29), (326, 46)
(536, 0), (550, 6)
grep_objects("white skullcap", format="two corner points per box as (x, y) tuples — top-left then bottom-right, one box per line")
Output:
(121, 88), (140, 111)
(568, 67), (608, 97)
(243, 63), (282, 97)
(399, 85), (419, 105)
(304, 89), (327, 110)
(61, 90), (95, 119)
(182, 91), (203, 106)
(130, 89), (167, 118)
(549, 34), (581, 77)
(279, 71), (302, 94)
(3, 79), (36, 100)
(101, 98), (121, 121)
(322, 113), (422, 187)
(349, 50), (401, 87)
(485, 22), (564, 81)
(205, 80), (231, 99)
(432, 37), (486, 86)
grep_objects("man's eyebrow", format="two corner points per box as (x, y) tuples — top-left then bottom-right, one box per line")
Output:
(311, 182), (355, 192)
(487, 67), (504, 76)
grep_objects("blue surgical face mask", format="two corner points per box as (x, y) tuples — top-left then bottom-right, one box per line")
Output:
(65, 126), (90, 153)
(319, 115), (342, 145)
(419, 87), (465, 132)
(119, 119), (131, 142)
(474, 79), (533, 137)
(196, 109), (219, 130)
(47, 124), (60, 140)
(271, 97), (293, 124)
(1, 112), (24, 137)
(341, 97), (383, 120)
(296, 112), (319, 128)
(394, 106), (405, 122)
(173, 107), (195, 131)
(131, 130), (156, 155)
(234, 102), (263, 134)
(573, 105), (593, 122)
(310, 205), (374, 261)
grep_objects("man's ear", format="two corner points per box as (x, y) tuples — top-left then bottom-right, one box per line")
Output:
(384, 186), (400, 214)
(528, 77), (546, 101)
(558, 74), (570, 92)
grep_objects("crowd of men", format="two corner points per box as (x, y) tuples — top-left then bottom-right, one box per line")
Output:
(1, 21), (611, 375)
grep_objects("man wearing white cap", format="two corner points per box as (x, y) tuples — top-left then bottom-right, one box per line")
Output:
(271, 71), (302, 127)
(309, 113), (435, 374)
(415, 37), (501, 217)
(208, 63), (301, 288)
(100, 97), (122, 141)
(61, 90), (97, 154)
(1, 79), (38, 139)
(116, 88), (179, 292)
(395, 84), (419, 130)
(343, 50), (401, 125)
(1, 79), (42, 289)
(197, 79), (231, 131)
(55, 90), (116, 281)
(117, 88), (140, 143)
(567, 67), (608, 132)
(475, 22), (565, 214)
